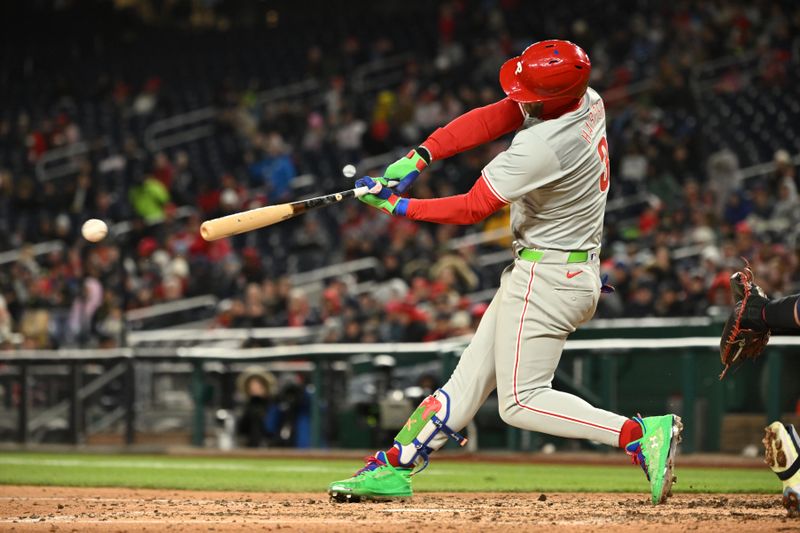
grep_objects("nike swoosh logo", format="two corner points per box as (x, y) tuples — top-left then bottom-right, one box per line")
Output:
(566, 270), (584, 279)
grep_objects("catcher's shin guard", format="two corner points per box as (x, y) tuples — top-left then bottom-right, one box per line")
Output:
(763, 421), (800, 517)
(392, 389), (467, 473)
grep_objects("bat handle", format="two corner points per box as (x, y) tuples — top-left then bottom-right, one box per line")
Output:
(353, 179), (399, 198)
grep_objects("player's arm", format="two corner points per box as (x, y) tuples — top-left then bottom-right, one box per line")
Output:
(383, 98), (525, 192)
(421, 97), (525, 160)
(359, 130), (559, 224)
(356, 174), (506, 225)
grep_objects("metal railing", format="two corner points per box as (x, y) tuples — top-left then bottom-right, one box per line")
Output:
(737, 152), (800, 183)
(352, 53), (413, 94)
(2, 335), (798, 451)
(252, 78), (321, 109)
(35, 139), (109, 182)
(144, 108), (217, 153)
(288, 256), (381, 286)
(127, 326), (324, 346)
(690, 51), (759, 91)
(126, 295), (219, 325)
(0, 241), (64, 266)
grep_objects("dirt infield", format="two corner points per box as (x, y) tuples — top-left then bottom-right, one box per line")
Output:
(0, 486), (795, 532)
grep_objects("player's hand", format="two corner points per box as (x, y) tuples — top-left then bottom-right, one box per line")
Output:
(600, 273), (615, 294)
(383, 147), (430, 193)
(356, 176), (408, 216)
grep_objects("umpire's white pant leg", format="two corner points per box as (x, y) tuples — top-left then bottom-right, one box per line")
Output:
(493, 259), (627, 447)
(424, 268), (508, 452)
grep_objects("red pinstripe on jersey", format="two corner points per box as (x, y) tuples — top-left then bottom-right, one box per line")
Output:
(512, 261), (620, 435)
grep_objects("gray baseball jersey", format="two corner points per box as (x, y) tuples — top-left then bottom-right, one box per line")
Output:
(482, 87), (609, 253)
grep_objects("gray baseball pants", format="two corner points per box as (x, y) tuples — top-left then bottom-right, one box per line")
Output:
(427, 252), (628, 452)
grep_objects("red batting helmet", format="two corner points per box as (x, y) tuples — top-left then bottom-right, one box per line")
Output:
(499, 40), (591, 111)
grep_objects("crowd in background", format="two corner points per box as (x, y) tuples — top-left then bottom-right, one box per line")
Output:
(1, 0), (799, 349)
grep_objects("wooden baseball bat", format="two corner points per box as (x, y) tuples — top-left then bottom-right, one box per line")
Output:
(200, 180), (398, 241)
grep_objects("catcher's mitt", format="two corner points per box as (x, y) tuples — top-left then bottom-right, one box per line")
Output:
(719, 261), (771, 379)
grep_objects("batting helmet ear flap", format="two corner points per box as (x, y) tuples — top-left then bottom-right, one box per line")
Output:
(500, 40), (591, 105)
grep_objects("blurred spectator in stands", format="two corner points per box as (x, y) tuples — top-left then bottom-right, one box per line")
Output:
(286, 288), (320, 327)
(301, 112), (326, 153)
(218, 173), (246, 216)
(129, 174), (171, 223)
(236, 368), (277, 447)
(19, 308), (50, 349)
(341, 319), (363, 343)
(265, 375), (312, 448)
(291, 215), (332, 271)
(774, 179), (799, 228)
(0, 170), (12, 248)
(334, 108), (367, 162)
(620, 143), (648, 194)
(324, 76), (346, 122)
(67, 276), (103, 346)
(132, 76), (161, 116)
(706, 148), (741, 212)
(382, 301), (428, 342)
(363, 91), (395, 155)
(723, 190), (752, 226)
(73, 174), (99, 222)
(423, 313), (453, 342)
(0, 295), (12, 347)
(94, 292), (124, 348)
(431, 254), (479, 294)
(449, 310), (473, 336)
(773, 149), (797, 191)
(248, 132), (296, 201)
(152, 152), (175, 190)
(171, 150), (193, 204)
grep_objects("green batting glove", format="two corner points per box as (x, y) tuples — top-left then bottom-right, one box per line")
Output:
(383, 147), (431, 193)
(356, 176), (409, 216)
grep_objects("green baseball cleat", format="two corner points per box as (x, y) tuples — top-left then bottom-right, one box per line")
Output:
(625, 414), (683, 504)
(328, 451), (413, 503)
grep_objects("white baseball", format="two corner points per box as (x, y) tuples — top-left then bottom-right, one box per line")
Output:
(342, 164), (357, 178)
(81, 219), (108, 242)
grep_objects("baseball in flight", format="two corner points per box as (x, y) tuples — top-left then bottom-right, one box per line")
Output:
(342, 164), (356, 178)
(81, 218), (108, 242)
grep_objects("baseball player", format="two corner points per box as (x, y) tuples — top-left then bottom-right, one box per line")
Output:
(328, 40), (682, 505)
(719, 262), (800, 516)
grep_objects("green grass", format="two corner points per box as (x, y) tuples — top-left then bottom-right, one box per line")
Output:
(0, 452), (779, 494)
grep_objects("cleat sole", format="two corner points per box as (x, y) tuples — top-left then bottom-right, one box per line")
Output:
(328, 489), (410, 504)
(657, 415), (682, 504)
(785, 488), (799, 518)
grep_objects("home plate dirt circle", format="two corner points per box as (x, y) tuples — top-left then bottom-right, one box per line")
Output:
(0, 486), (794, 532)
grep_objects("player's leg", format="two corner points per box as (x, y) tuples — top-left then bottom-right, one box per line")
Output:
(763, 421), (800, 517)
(327, 269), (506, 501)
(493, 259), (627, 445)
(493, 257), (682, 504)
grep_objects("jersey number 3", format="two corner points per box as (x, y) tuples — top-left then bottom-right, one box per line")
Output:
(597, 136), (610, 192)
